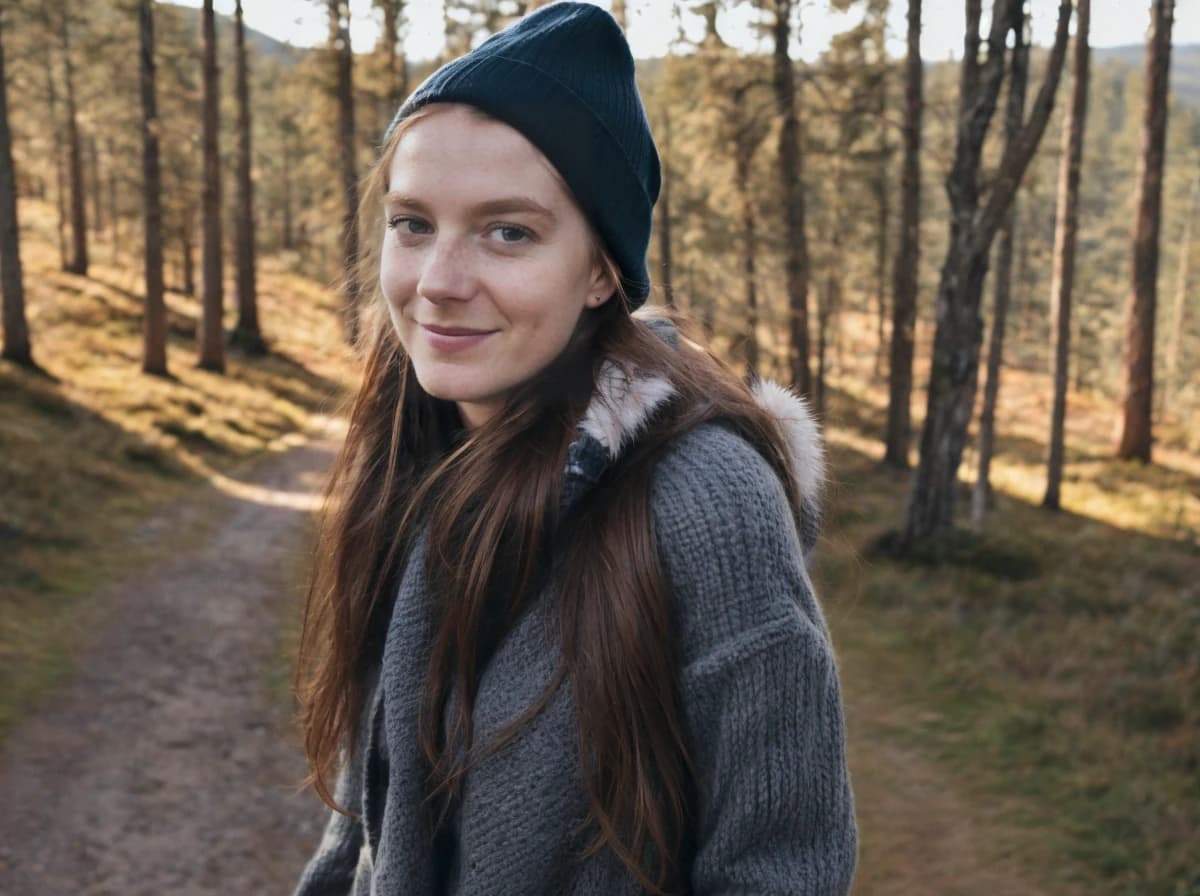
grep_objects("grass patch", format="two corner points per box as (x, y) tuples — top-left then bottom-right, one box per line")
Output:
(818, 375), (1200, 893)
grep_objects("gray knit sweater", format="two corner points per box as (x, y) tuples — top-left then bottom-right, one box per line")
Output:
(294, 338), (857, 895)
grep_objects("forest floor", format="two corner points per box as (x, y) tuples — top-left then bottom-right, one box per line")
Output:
(2, 206), (1197, 892)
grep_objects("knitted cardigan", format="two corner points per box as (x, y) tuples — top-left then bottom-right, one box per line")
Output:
(293, 326), (858, 895)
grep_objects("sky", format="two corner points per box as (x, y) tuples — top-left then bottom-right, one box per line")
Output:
(170, 0), (1200, 63)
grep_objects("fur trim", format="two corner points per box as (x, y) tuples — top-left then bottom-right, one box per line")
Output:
(751, 379), (825, 512)
(578, 360), (677, 458)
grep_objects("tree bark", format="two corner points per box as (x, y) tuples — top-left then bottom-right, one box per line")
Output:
(181, 210), (196, 297)
(657, 104), (675, 309)
(44, 58), (68, 270)
(901, 0), (1071, 548)
(1116, 0), (1175, 462)
(60, 11), (88, 276)
(972, 9), (1031, 526)
(87, 135), (103, 240)
(140, 0), (167, 376)
(380, 0), (408, 111)
(0, 6), (31, 366)
(1043, 0), (1090, 509)
(330, 0), (361, 344)
(199, 0), (225, 372)
(772, 0), (811, 396)
(232, 0), (264, 354)
(883, 0), (922, 469)
(736, 150), (759, 378)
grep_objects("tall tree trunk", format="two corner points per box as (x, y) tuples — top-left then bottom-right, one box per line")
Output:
(901, 0), (1071, 548)
(736, 151), (759, 378)
(139, 0), (167, 376)
(60, 12), (88, 276)
(872, 13), (890, 380)
(883, 0), (922, 469)
(657, 105), (676, 309)
(44, 59), (68, 270)
(87, 135), (103, 240)
(379, 0), (407, 113)
(0, 7), (31, 366)
(772, 0), (811, 396)
(1116, 0), (1175, 462)
(1043, 0), (1090, 509)
(330, 0), (360, 344)
(232, 0), (264, 354)
(1164, 152), (1198, 417)
(181, 211), (196, 297)
(281, 130), (295, 251)
(105, 137), (118, 252)
(199, 0), (225, 372)
(972, 8), (1030, 525)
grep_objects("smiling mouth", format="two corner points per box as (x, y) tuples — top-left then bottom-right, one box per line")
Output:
(422, 324), (498, 337)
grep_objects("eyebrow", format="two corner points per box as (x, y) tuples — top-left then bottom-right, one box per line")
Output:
(383, 193), (558, 223)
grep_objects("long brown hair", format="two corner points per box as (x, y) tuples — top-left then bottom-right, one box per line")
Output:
(295, 108), (807, 894)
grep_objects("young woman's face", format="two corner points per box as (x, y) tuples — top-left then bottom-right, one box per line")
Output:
(379, 104), (615, 429)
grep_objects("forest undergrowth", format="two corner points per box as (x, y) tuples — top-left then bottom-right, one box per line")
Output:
(819, 310), (1199, 893)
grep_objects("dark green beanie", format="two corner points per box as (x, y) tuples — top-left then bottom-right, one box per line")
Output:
(384, 2), (661, 307)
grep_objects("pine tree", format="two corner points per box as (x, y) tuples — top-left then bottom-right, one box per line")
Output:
(0, 3), (31, 366)
(139, 0), (167, 376)
(198, 0), (225, 372)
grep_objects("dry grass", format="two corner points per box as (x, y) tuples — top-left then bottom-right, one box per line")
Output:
(0, 199), (356, 738)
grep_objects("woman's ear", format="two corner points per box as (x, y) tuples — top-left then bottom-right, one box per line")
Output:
(586, 259), (618, 309)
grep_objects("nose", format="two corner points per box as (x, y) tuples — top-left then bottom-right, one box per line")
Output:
(417, 234), (474, 304)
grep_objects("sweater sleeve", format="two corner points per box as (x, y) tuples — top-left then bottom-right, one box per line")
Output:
(652, 425), (857, 896)
(292, 747), (368, 896)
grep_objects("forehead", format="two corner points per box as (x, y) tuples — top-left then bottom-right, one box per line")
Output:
(386, 105), (568, 204)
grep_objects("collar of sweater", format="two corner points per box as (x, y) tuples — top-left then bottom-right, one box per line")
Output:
(560, 316), (825, 557)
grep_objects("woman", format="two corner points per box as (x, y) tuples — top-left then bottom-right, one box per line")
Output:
(293, 4), (856, 894)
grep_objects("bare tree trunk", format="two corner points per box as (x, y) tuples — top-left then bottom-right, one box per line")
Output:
(139, 0), (167, 376)
(736, 151), (759, 378)
(44, 59), (68, 270)
(972, 9), (1030, 526)
(658, 105), (676, 310)
(901, 0), (1071, 547)
(181, 212), (196, 297)
(87, 135), (103, 241)
(380, 0), (408, 111)
(1043, 0), (1090, 509)
(60, 12), (88, 276)
(198, 0), (225, 372)
(772, 0), (811, 396)
(884, 0), (922, 469)
(1116, 0), (1175, 462)
(105, 137), (118, 252)
(0, 6), (31, 366)
(873, 15), (890, 380)
(330, 0), (361, 344)
(232, 0), (264, 354)
(1164, 152), (1198, 417)
(281, 133), (295, 252)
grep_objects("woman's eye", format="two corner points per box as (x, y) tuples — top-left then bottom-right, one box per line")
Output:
(387, 216), (431, 235)
(491, 224), (532, 244)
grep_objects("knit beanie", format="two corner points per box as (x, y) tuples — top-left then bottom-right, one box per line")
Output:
(384, 2), (661, 307)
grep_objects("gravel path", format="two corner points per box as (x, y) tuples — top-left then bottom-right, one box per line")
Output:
(0, 435), (336, 895)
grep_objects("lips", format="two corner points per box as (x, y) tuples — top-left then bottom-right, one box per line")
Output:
(419, 323), (498, 352)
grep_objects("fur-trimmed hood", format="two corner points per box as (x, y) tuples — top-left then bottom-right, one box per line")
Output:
(561, 316), (826, 560)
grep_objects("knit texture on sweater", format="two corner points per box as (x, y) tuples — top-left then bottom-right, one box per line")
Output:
(293, 326), (857, 895)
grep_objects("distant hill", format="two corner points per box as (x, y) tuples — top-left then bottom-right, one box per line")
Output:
(159, 2), (305, 67)
(1094, 43), (1200, 110)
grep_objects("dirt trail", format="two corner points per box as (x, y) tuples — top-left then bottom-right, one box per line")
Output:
(0, 434), (335, 896)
